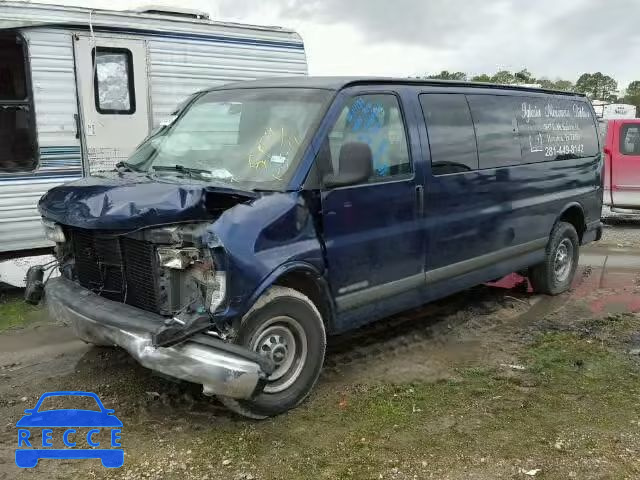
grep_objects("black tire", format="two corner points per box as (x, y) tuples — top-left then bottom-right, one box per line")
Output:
(218, 286), (326, 419)
(529, 221), (579, 295)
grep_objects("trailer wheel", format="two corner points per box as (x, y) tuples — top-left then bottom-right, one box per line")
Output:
(218, 286), (326, 419)
(529, 221), (579, 295)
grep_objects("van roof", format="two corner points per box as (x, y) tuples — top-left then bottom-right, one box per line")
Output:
(210, 76), (587, 97)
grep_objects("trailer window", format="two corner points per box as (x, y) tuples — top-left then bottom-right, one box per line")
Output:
(0, 34), (37, 172)
(93, 48), (135, 115)
(620, 125), (640, 155)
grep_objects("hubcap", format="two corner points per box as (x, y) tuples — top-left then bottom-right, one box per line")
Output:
(250, 316), (308, 394)
(554, 238), (574, 283)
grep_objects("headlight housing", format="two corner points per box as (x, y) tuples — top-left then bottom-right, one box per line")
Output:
(42, 219), (65, 243)
(157, 247), (200, 269)
(158, 246), (226, 314)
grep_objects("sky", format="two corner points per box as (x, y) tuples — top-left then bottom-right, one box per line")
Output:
(28, 0), (640, 91)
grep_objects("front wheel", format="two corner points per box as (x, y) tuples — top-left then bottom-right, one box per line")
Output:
(218, 286), (326, 419)
(529, 221), (579, 295)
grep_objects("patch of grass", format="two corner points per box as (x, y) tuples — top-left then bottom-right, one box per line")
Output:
(0, 290), (41, 332)
(96, 331), (640, 480)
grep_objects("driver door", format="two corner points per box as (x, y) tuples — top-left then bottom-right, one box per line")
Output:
(318, 88), (426, 320)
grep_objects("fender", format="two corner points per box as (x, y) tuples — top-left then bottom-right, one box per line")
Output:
(556, 201), (586, 236)
(244, 260), (336, 330)
(559, 201), (584, 219)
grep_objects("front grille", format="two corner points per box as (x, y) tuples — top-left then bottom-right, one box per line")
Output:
(68, 228), (160, 313)
(121, 237), (159, 311)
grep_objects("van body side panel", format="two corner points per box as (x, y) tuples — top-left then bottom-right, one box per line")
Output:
(421, 157), (600, 288)
(320, 86), (601, 333)
(0, 29), (81, 253)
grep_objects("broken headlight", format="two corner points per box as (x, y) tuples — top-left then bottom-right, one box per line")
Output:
(157, 247), (200, 270)
(189, 257), (227, 314)
(42, 219), (65, 243)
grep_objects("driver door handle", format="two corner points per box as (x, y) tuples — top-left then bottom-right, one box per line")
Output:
(415, 185), (424, 217)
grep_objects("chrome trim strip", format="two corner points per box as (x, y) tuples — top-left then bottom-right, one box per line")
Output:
(335, 238), (548, 312)
(335, 273), (424, 312)
(425, 238), (547, 285)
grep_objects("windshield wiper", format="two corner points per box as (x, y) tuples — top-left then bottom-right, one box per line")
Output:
(115, 161), (142, 172)
(151, 165), (211, 177)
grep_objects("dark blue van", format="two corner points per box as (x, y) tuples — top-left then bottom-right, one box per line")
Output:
(37, 77), (603, 418)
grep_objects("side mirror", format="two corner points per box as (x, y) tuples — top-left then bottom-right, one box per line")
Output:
(323, 142), (373, 188)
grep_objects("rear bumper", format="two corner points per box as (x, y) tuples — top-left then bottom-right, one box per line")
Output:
(45, 277), (266, 399)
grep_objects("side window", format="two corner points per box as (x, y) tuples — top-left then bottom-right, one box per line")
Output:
(467, 95), (522, 169)
(93, 48), (135, 115)
(420, 93), (478, 175)
(517, 98), (599, 163)
(620, 125), (640, 156)
(324, 94), (411, 183)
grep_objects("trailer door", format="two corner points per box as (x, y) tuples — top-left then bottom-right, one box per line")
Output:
(73, 35), (149, 174)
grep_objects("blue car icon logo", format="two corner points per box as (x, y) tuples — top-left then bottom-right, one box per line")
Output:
(15, 391), (123, 468)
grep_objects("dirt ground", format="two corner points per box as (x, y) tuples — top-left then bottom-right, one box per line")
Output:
(1, 223), (640, 479)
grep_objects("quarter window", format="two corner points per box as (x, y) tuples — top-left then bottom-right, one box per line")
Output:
(420, 93), (478, 175)
(323, 94), (411, 183)
(93, 48), (135, 115)
(466, 95), (522, 169)
(620, 125), (640, 155)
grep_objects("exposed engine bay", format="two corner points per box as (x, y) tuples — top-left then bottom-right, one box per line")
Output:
(48, 221), (229, 347)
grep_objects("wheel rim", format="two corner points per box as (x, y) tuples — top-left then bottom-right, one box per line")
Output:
(249, 316), (308, 394)
(554, 238), (574, 283)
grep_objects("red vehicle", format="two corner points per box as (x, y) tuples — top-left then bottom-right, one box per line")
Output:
(603, 119), (640, 212)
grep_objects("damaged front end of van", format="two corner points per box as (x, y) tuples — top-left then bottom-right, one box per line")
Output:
(36, 170), (325, 401)
(30, 86), (334, 413)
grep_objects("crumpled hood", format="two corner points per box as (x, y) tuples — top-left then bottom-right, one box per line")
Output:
(38, 171), (257, 230)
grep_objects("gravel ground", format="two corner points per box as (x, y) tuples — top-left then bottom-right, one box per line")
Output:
(600, 207), (640, 248)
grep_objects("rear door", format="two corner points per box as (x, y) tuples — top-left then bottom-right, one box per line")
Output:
(319, 87), (426, 315)
(73, 35), (150, 174)
(610, 121), (640, 208)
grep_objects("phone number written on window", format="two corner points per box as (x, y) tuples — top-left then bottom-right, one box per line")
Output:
(544, 144), (585, 157)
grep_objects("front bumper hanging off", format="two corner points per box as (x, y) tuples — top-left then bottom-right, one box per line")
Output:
(45, 277), (268, 400)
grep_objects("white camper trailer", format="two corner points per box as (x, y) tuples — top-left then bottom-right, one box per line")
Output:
(0, 2), (307, 262)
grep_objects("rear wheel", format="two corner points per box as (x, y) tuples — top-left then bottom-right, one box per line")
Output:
(529, 221), (579, 295)
(218, 286), (326, 419)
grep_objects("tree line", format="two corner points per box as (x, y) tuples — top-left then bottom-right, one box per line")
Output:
(421, 69), (640, 113)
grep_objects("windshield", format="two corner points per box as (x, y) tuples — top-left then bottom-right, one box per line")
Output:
(126, 88), (332, 190)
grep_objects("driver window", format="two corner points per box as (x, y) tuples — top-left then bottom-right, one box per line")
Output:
(323, 94), (411, 183)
